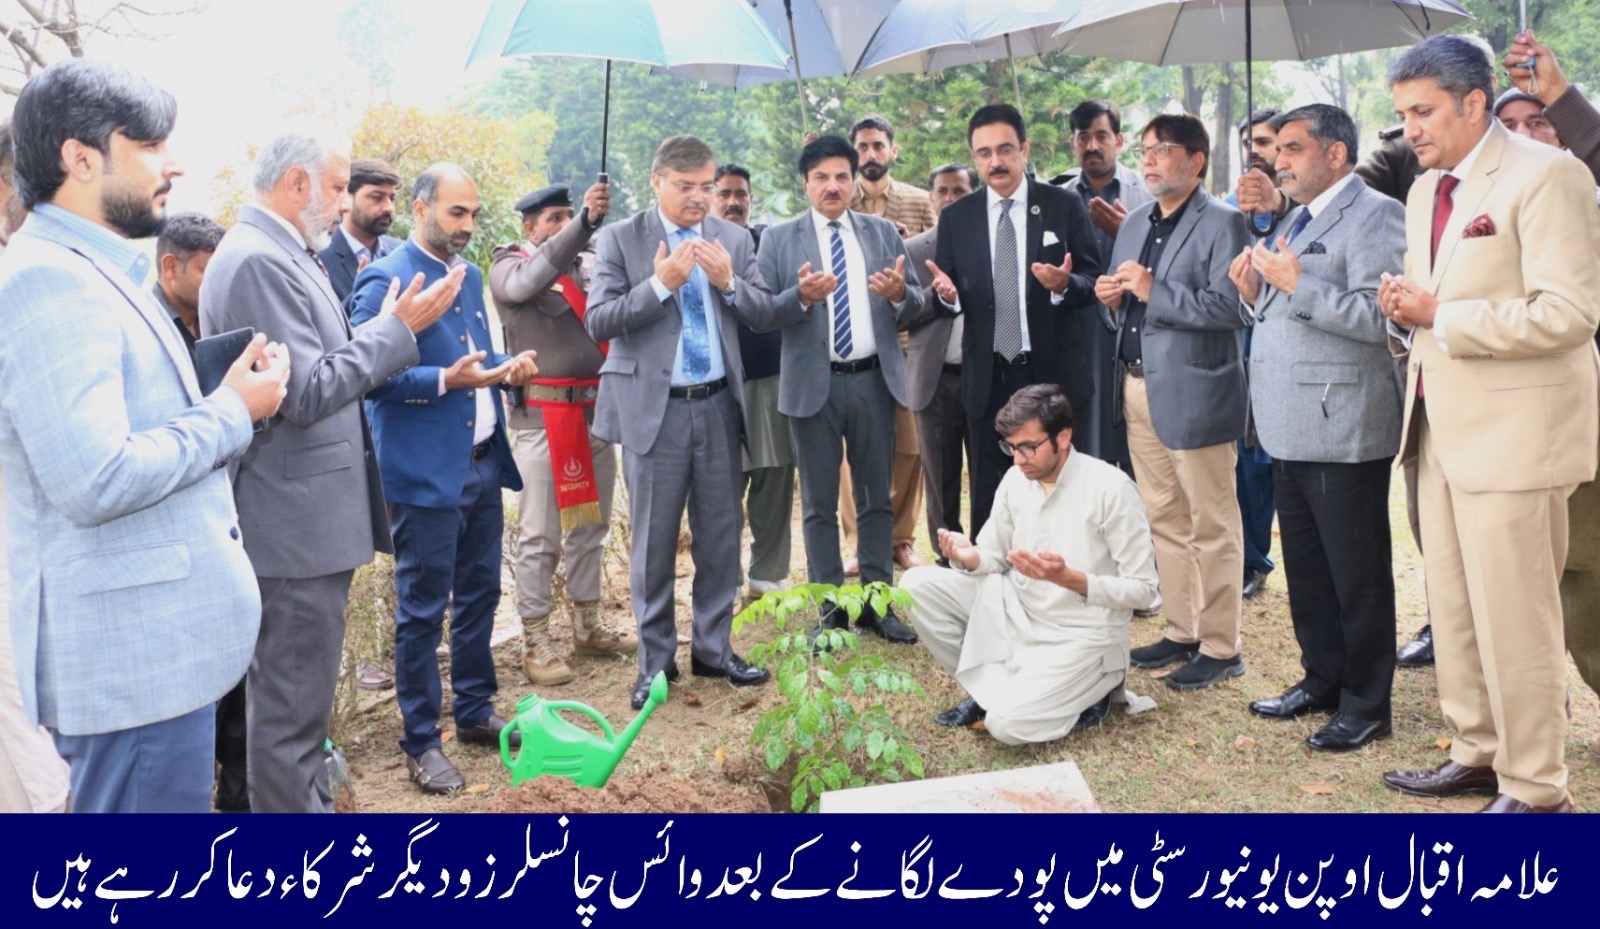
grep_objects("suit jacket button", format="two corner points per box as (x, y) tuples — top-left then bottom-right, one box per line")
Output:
(467, 420), (475, 429)
(454, 307), (462, 314)
(459, 334), (468, 343)
(230, 527), (241, 541)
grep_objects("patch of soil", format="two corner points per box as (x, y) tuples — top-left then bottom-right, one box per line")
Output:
(483, 763), (767, 813)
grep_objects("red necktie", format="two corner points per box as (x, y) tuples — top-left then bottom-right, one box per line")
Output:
(1430, 174), (1460, 266)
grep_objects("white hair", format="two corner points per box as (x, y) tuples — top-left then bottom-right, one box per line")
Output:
(251, 117), (351, 194)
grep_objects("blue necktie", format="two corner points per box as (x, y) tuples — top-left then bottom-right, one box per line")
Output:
(674, 227), (712, 381)
(828, 221), (853, 358)
(1287, 208), (1313, 243)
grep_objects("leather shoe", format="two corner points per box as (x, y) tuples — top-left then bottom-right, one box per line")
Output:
(691, 653), (770, 686)
(1478, 793), (1573, 813)
(1382, 760), (1498, 798)
(457, 713), (520, 748)
(1396, 624), (1434, 667)
(856, 607), (918, 645)
(1242, 567), (1270, 599)
(933, 696), (986, 728)
(893, 542), (927, 569)
(406, 747), (464, 795)
(1250, 685), (1337, 719)
(1164, 653), (1245, 690)
(1306, 713), (1392, 752)
(1071, 687), (1116, 733)
(1130, 637), (1200, 669)
(630, 665), (680, 710)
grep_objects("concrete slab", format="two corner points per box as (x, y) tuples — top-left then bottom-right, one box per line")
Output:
(819, 761), (1097, 813)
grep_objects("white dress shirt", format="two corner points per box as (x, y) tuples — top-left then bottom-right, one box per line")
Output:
(417, 244), (497, 446)
(809, 208), (876, 362)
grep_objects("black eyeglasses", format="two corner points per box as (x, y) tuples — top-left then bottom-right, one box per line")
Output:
(998, 437), (1053, 459)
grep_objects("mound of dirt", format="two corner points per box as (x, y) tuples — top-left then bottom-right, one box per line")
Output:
(483, 763), (769, 813)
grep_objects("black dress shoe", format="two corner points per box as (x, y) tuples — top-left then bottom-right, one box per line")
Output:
(933, 696), (986, 728)
(1478, 793), (1573, 813)
(1130, 637), (1200, 669)
(1396, 624), (1434, 667)
(405, 747), (464, 795)
(691, 653), (771, 686)
(1165, 653), (1245, 690)
(1306, 713), (1392, 752)
(857, 607), (918, 645)
(630, 666), (680, 710)
(1250, 685), (1338, 719)
(1382, 760), (1498, 798)
(457, 713), (520, 748)
(1242, 567), (1270, 599)
(1071, 687), (1116, 733)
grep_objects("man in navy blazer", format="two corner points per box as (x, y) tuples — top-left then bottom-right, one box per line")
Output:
(319, 157), (404, 306)
(350, 164), (538, 794)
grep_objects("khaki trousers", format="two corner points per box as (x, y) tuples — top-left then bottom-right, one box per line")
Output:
(1123, 375), (1243, 659)
(840, 403), (923, 550)
(510, 426), (616, 618)
(1417, 415), (1571, 807)
(1560, 478), (1600, 696)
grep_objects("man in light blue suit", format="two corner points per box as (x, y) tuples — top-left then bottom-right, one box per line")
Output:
(0, 60), (290, 812)
(350, 164), (537, 795)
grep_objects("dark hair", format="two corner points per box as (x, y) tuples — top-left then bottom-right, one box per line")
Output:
(797, 135), (858, 178)
(928, 163), (979, 189)
(10, 58), (177, 210)
(1238, 107), (1282, 136)
(1141, 113), (1211, 179)
(348, 157), (400, 194)
(715, 163), (752, 183)
(968, 103), (1027, 145)
(995, 383), (1074, 438)
(1271, 103), (1360, 164)
(155, 211), (224, 263)
(849, 114), (895, 145)
(652, 135), (716, 175)
(1388, 34), (1495, 114)
(1069, 99), (1121, 135)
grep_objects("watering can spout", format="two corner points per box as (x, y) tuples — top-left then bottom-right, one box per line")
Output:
(614, 671), (669, 755)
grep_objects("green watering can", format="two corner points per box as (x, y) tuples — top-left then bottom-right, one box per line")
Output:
(499, 671), (668, 788)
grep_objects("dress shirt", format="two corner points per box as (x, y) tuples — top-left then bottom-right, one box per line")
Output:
(417, 244), (497, 446)
(1119, 186), (1198, 364)
(648, 207), (728, 386)
(809, 208), (876, 362)
(339, 224), (395, 267)
(1074, 173), (1123, 260)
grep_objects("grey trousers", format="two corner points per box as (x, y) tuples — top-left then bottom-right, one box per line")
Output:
(511, 426), (617, 616)
(743, 465), (794, 585)
(791, 369), (896, 586)
(247, 570), (353, 813)
(623, 390), (743, 676)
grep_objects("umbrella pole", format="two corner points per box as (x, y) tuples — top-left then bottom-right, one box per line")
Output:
(1005, 33), (1022, 113)
(785, 0), (811, 136)
(600, 58), (613, 181)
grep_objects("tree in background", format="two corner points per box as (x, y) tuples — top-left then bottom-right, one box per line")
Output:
(1, 0), (197, 97)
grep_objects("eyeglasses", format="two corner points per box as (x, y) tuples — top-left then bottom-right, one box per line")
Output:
(1130, 142), (1190, 161)
(998, 437), (1054, 459)
(665, 180), (719, 197)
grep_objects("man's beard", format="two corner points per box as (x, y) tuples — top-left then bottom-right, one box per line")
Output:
(102, 179), (169, 239)
(424, 212), (470, 256)
(355, 210), (393, 238)
(1250, 156), (1277, 179)
(860, 161), (888, 182)
(299, 186), (336, 251)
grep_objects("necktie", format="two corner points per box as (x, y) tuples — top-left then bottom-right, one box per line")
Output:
(993, 198), (1022, 360)
(1287, 208), (1313, 243)
(828, 220), (853, 358)
(1430, 174), (1461, 266)
(306, 247), (329, 278)
(674, 228), (712, 381)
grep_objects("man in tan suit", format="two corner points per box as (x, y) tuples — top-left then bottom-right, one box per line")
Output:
(1378, 35), (1600, 813)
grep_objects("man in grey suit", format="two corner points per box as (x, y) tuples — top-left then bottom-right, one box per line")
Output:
(903, 164), (977, 555)
(1229, 104), (1406, 752)
(758, 135), (923, 643)
(1097, 113), (1253, 692)
(0, 60), (290, 812)
(587, 136), (788, 710)
(202, 122), (463, 812)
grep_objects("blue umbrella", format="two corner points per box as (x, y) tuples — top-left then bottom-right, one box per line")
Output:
(466, 0), (789, 176)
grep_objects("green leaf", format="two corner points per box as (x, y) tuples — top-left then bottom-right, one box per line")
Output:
(845, 599), (863, 622)
(867, 729), (885, 760)
(869, 590), (889, 617)
(791, 784), (808, 813)
(798, 701), (822, 735)
(817, 668), (842, 693)
(822, 764), (844, 791)
(842, 723), (864, 753)
(904, 748), (925, 779)
(764, 734), (790, 771)
(883, 737), (900, 764)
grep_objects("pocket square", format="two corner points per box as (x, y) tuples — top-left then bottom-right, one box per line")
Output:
(1042, 230), (1061, 247)
(1463, 214), (1496, 238)
(1303, 241), (1326, 255)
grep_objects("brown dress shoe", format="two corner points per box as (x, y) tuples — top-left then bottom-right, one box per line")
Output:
(1478, 793), (1573, 813)
(1382, 760), (1498, 798)
(893, 542), (927, 569)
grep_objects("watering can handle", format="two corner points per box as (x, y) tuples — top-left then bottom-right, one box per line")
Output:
(538, 701), (618, 740)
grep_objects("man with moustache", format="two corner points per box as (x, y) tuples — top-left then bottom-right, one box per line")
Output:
(901, 164), (978, 555)
(1229, 104), (1407, 752)
(1, 60), (290, 812)
(319, 157), (403, 305)
(202, 122), (465, 812)
(349, 164), (538, 794)
(1378, 34), (1600, 813)
(844, 114), (931, 572)
(925, 104), (1105, 537)
(713, 164), (794, 603)
(757, 134), (922, 645)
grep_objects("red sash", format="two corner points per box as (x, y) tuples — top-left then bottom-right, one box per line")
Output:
(527, 377), (603, 529)
(554, 273), (607, 357)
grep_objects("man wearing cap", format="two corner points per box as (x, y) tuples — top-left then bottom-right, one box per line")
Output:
(491, 180), (637, 686)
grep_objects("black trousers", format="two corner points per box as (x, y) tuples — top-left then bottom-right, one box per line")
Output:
(1273, 456), (1396, 721)
(967, 357), (1089, 537)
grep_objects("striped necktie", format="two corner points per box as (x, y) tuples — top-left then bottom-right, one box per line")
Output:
(828, 220), (853, 358)
(992, 198), (1022, 360)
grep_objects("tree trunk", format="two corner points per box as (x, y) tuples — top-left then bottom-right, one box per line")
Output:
(1212, 64), (1235, 196)
(1181, 65), (1203, 117)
